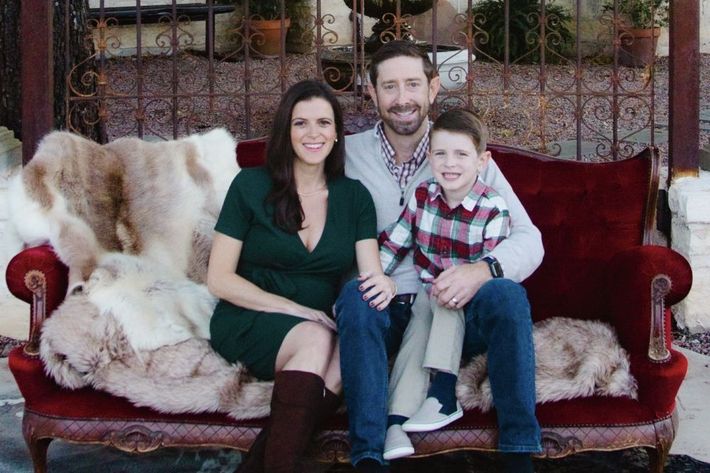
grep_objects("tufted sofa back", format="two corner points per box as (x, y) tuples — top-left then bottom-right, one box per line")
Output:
(492, 145), (657, 322)
(236, 139), (658, 323)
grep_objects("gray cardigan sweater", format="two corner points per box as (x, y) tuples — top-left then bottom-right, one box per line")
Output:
(345, 127), (544, 295)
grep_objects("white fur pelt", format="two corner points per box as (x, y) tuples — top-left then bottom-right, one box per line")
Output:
(456, 317), (638, 412)
(40, 288), (273, 420)
(84, 253), (215, 352)
(9, 128), (238, 293)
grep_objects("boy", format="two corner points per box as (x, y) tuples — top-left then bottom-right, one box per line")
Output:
(378, 109), (510, 460)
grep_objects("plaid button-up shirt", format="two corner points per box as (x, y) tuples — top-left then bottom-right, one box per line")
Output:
(376, 121), (430, 190)
(379, 177), (510, 288)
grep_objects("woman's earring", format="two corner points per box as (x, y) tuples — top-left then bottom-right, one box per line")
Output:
(335, 137), (339, 143)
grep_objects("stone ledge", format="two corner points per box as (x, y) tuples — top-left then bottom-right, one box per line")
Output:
(668, 171), (710, 222)
(669, 172), (710, 333)
(0, 127), (21, 176)
(0, 127), (22, 297)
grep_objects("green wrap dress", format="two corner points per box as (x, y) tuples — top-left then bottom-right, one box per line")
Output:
(209, 167), (377, 380)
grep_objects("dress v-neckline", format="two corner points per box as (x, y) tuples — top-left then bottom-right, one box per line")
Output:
(296, 185), (331, 255)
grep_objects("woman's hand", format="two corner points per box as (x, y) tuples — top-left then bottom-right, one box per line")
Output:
(291, 305), (337, 331)
(358, 272), (397, 311)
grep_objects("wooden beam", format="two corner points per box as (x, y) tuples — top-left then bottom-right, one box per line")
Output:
(21, 0), (54, 165)
(668, 0), (700, 183)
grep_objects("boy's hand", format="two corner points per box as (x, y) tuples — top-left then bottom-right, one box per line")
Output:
(432, 262), (491, 309)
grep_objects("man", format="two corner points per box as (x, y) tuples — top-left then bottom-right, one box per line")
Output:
(335, 40), (544, 473)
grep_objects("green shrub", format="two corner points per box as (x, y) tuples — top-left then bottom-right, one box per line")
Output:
(470, 0), (574, 64)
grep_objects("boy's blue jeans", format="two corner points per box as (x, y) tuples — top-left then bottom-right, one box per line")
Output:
(334, 278), (541, 466)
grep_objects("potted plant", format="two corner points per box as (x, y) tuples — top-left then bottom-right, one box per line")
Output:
(233, 0), (291, 56)
(602, 0), (669, 67)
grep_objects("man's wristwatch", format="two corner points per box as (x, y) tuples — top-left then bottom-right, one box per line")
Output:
(482, 256), (504, 278)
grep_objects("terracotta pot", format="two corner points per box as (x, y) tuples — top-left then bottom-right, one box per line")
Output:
(249, 18), (291, 56)
(618, 27), (661, 68)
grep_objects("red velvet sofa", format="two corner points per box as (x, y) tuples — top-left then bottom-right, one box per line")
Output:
(7, 141), (692, 473)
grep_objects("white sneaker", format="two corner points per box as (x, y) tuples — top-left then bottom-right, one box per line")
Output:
(383, 424), (415, 460)
(401, 397), (463, 433)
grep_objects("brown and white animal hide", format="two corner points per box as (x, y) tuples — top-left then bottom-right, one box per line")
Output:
(9, 128), (238, 293)
(40, 294), (273, 420)
(456, 317), (638, 412)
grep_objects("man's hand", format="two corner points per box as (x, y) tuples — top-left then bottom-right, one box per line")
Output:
(431, 261), (492, 309)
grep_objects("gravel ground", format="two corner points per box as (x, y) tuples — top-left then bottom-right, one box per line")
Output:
(98, 52), (710, 355)
(673, 327), (710, 356)
(99, 52), (710, 163)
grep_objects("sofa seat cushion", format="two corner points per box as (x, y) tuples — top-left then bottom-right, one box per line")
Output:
(10, 346), (658, 430)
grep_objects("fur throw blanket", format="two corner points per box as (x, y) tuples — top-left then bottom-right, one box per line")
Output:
(39, 268), (637, 419)
(11, 130), (636, 420)
(9, 128), (237, 293)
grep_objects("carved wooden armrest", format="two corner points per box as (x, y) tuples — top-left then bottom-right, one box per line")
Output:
(649, 274), (672, 362)
(22, 270), (48, 356)
(605, 246), (692, 362)
(5, 244), (70, 355)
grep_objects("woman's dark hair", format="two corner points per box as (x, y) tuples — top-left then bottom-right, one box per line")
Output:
(265, 79), (345, 233)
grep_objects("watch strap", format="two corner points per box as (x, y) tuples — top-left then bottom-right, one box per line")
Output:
(482, 256), (504, 278)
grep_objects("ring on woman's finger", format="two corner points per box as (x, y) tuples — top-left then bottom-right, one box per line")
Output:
(451, 297), (458, 305)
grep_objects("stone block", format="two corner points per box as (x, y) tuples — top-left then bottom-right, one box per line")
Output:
(669, 172), (710, 333)
(668, 172), (710, 223)
(0, 127), (21, 176)
(674, 291), (710, 334)
(671, 223), (710, 261)
(0, 127), (22, 297)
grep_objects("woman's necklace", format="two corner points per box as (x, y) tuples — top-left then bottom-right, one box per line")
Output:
(297, 186), (327, 197)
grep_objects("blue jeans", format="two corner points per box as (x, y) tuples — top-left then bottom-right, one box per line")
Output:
(334, 279), (410, 465)
(461, 279), (541, 453)
(335, 278), (541, 465)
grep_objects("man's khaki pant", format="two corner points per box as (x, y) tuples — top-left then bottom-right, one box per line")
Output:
(388, 285), (465, 417)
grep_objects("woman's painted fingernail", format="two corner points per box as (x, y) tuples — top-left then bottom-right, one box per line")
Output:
(369, 301), (375, 307)
(359, 286), (364, 291)
(362, 295), (367, 301)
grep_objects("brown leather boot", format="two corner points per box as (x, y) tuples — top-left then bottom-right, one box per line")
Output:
(262, 370), (325, 473)
(237, 385), (340, 473)
(235, 422), (269, 473)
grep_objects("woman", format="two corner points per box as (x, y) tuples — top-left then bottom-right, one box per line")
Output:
(207, 80), (395, 473)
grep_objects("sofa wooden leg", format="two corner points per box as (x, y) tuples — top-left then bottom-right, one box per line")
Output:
(645, 444), (670, 473)
(24, 435), (53, 473)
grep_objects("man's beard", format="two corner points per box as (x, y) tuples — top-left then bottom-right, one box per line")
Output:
(380, 104), (427, 136)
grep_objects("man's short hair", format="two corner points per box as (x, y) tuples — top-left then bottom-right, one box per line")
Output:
(431, 109), (489, 155)
(369, 40), (437, 87)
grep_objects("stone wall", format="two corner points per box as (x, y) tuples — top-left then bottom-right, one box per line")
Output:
(0, 127), (22, 297)
(669, 173), (710, 333)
